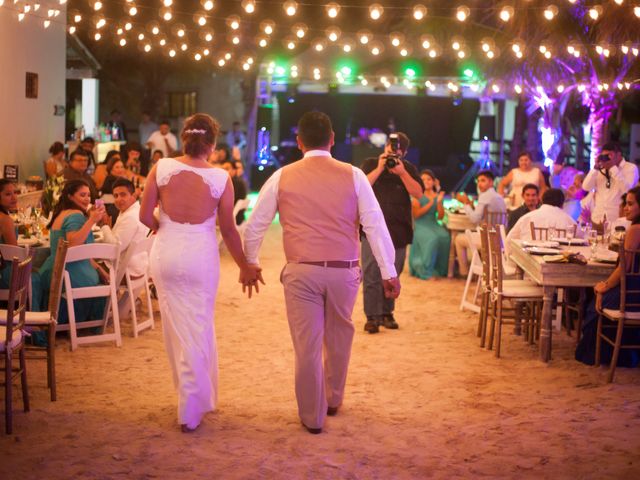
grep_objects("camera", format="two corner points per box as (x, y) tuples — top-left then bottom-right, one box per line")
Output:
(597, 153), (610, 165)
(385, 133), (401, 169)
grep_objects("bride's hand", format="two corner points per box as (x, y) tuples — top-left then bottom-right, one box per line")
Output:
(239, 264), (265, 298)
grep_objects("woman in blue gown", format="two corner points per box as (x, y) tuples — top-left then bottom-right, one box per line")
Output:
(409, 170), (450, 280)
(576, 187), (640, 367)
(37, 179), (107, 324)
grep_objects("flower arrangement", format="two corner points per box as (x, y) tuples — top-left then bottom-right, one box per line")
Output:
(42, 175), (65, 216)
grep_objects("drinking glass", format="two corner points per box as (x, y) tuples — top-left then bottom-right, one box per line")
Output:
(566, 224), (575, 246)
(588, 229), (598, 259)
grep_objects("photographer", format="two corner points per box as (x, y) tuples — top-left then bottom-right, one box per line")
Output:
(582, 142), (638, 230)
(360, 132), (424, 334)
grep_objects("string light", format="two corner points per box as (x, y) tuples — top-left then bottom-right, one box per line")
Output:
(260, 20), (274, 35)
(241, 0), (256, 14)
(369, 4), (383, 20)
(202, 1), (214, 11)
(499, 7), (513, 22)
(413, 4), (427, 21)
(543, 5), (558, 21)
(326, 3), (340, 18)
(358, 30), (372, 45)
(162, 0), (173, 7)
(283, 1), (297, 16)
(456, 6), (470, 22)
(588, 6), (602, 20)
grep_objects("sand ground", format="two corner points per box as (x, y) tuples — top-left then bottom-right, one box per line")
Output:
(2, 223), (640, 479)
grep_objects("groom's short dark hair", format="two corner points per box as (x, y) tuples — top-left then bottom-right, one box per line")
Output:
(297, 111), (333, 149)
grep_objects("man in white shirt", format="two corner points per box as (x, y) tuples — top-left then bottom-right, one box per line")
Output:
(146, 120), (178, 157)
(243, 111), (399, 435)
(100, 178), (150, 316)
(582, 142), (638, 228)
(507, 188), (577, 242)
(454, 170), (507, 275)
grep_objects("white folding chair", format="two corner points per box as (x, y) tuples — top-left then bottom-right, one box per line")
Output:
(58, 243), (122, 351)
(460, 229), (482, 313)
(114, 237), (155, 338)
(0, 244), (32, 308)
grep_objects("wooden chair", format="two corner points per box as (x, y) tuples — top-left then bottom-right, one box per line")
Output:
(529, 223), (577, 241)
(484, 209), (508, 227)
(58, 243), (122, 351)
(486, 228), (544, 357)
(460, 229), (482, 313)
(595, 246), (640, 383)
(0, 244), (32, 308)
(477, 225), (492, 347)
(1, 256), (33, 434)
(114, 237), (155, 337)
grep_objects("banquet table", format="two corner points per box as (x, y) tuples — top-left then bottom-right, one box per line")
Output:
(443, 211), (476, 278)
(508, 239), (616, 362)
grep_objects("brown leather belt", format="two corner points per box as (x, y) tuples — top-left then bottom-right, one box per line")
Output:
(297, 260), (359, 269)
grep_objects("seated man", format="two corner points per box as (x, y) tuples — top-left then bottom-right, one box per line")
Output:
(507, 183), (540, 232)
(506, 188), (577, 242)
(99, 178), (150, 316)
(454, 170), (507, 275)
(63, 149), (99, 201)
(221, 159), (248, 225)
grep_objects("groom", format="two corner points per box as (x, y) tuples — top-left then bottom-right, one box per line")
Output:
(243, 111), (400, 434)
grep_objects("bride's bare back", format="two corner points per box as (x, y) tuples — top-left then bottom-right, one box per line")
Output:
(159, 170), (219, 224)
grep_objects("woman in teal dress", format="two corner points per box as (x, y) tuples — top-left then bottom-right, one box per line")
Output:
(37, 179), (107, 324)
(0, 179), (19, 288)
(409, 170), (450, 280)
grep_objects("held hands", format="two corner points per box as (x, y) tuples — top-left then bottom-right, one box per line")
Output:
(382, 277), (401, 299)
(239, 263), (265, 298)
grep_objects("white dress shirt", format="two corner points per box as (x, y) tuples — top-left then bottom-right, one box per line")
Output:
(101, 202), (150, 277)
(243, 150), (398, 279)
(582, 159), (638, 223)
(463, 187), (507, 225)
(147, 130), (178, 157)
(506, 204), (577, 242)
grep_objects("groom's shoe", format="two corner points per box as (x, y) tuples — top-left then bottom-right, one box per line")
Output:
(302, 422), (322, 435)
(364, 316), (380, 334)
(382, 314), (399, 329)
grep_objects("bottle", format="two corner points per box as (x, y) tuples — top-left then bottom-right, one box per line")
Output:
(602, 213), (608, 237)
(613, 226), (626, 246)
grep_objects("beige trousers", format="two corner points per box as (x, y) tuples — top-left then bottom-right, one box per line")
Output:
(281, 263), (361, 429)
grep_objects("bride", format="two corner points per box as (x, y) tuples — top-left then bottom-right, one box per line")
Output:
(140, 113), (262, 432)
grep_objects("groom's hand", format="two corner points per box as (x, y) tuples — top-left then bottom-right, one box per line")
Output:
(383, 277), (401, 299)
(240, 264), (265, 298)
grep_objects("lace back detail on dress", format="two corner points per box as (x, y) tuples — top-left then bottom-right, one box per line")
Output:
(156, 158), (227, 200)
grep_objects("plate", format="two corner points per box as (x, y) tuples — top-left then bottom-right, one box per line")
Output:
(591, 255), (618, 264)
(522, 240), (560, 248)
(556, 238), (588, 246)
(526, 246), (562, 255)
(17, 237), (41, 247)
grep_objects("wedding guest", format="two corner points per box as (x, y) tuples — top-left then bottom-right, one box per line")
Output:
(507, 184), (540, 233)
(63, 150), (98, 201)
(80, 137), (97, 175)
(123, 142), (144, 175)
(221, 160), (248, 225)
(106, 109), (127, 141)
(101, 155), (128, 224)
(45, 141), (66, 178)
(576, 186), (640, 367)
(506, 188), (577, 242)
(140, 113), (260, 433)
(582, 142), (639, 230)
(99, 178), (150, 318)
(146, 120), (178, 158)
(409, 170), (449, 280)
(36, 180), (106, 322)
(244, 111), (399, 434)
(498, 152), (546, 208)
(93, 149), (120, 191)
(454, 170), (506, 275)
(0, 179), (18, 248)
(138, 112), (158, 145)
(151, 149), (163, 166)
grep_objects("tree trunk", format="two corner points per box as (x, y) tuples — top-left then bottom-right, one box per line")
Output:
(588, 100), (616, 169)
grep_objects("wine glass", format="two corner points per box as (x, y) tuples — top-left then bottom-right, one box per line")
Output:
(566, 224), (575, 246)
(588, 229), (598, 259)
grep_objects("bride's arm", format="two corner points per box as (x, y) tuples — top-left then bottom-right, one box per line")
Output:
(218, 177), (263, 296)
(139, 165), (160, 232)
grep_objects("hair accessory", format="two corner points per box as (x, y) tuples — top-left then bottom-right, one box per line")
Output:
(184, 128), (206, 135)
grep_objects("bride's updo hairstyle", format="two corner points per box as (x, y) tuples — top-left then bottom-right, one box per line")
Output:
(181, 113), (220, 158)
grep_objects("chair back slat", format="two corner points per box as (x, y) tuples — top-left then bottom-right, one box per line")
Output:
(529, 222), (577, 241)
(478, 225), (491, 286)
(4, 257), (33, 343)
(48, 240), (69, 321)
(65, 243), (119, 263)
(488, 228), (504, 293)
(619, 246), (640, 314)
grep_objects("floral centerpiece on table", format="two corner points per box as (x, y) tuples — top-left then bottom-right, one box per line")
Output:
(42, 175), (65, 216)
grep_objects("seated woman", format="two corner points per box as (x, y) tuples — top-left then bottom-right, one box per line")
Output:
(100, 154), (127, 224)
(409, 170), (450, 280)
(0, 179), (19, 288)
(45, 141), (66, 178)
(93, 149), (120, 191)
(36, 179), (107, 324)
(576, 186), (640, 367)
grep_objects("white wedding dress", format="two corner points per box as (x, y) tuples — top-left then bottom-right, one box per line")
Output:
(149, 158), (229, 429)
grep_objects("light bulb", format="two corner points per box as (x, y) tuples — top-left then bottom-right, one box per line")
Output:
(369, 4), (383, 20)
(413, 5), (427, 20)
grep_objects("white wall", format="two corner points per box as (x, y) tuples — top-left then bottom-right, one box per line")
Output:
(0, 5), (66, 180)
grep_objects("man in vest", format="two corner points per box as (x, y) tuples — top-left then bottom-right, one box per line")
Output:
(244, 111), (400, 434)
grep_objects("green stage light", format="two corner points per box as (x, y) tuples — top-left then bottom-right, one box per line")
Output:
(463, 68), (474, 78)
(340, 66), (352, 76)
(405, 67), (416, 78)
